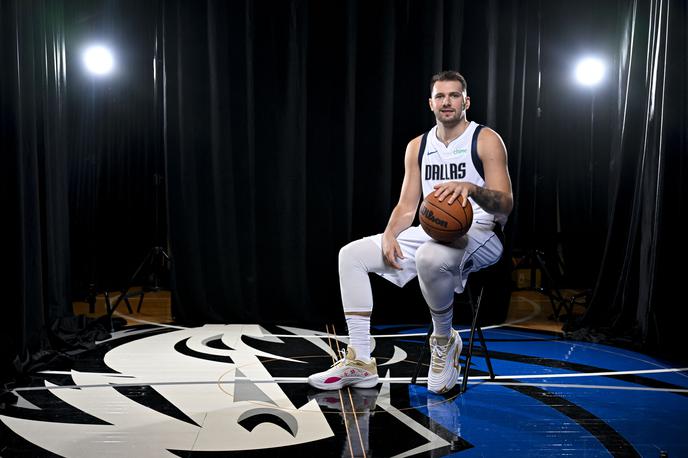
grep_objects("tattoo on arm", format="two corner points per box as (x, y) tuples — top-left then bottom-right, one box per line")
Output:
(471, 187), (511, 214)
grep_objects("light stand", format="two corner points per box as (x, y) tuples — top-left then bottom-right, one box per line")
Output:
(534, 56), (604, 323)
(106, 15), (170, 326)
(106, 175), (170, 319)
(83, 63), (110, 314)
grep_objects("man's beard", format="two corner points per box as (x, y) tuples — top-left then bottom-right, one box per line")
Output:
(435, 110), (462, 126)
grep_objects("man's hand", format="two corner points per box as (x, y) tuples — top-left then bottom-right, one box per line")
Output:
(433, 181), (476, 206)
(381, 232), (405, 270)
(434, 181), (512, 215)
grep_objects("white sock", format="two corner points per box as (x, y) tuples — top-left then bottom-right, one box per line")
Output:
(345, 314), (371, 362)
(430, 304), (453, 339)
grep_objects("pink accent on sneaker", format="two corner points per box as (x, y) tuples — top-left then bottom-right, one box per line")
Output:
(324, 377), (341, 384)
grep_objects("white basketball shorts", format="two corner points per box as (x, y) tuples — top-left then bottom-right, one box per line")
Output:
(365, 223), (503, 293)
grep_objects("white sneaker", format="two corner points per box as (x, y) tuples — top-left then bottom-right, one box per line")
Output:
(308, 347), (378, 390)
(427, 328), (463, 394)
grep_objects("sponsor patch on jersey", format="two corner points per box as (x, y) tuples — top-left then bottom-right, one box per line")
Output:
(452, 148), (468, 156)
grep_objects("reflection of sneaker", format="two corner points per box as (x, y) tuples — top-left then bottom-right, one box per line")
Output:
(308, 388), (378, 412)
(308, 347), (378, 390)
(309, 388), (376, 457)
(427, 328), (462, 394)
(426, 392), (462, 437)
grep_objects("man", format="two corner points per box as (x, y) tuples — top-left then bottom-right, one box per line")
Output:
(308, 70), (513, 393)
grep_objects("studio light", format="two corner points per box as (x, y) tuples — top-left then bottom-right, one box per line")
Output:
(83, 45), (115, 76)
(574, 57), (605, 87)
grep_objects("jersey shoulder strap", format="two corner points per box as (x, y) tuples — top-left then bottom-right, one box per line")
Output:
(417, 131), (429, 169)
(418, 131), (430, 201)
(471, 124), (485, 180)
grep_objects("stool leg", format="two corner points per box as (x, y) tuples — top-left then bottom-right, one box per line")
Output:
(412, 325), (432, 385)
(476, 326), (495, 379)
(461, 315), (479, 393)
(461, 288), (484, 394)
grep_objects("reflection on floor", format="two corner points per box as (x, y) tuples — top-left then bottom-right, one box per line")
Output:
(1, 320), (686, 456)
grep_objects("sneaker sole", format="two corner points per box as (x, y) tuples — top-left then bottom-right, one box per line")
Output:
(308, 375), (379, 391)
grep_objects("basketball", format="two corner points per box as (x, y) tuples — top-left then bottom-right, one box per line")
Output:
(419, 193), (473, 242)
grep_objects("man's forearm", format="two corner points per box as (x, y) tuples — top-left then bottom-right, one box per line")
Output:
(384, 205), (417, 238)
(471, 186), (513, 215)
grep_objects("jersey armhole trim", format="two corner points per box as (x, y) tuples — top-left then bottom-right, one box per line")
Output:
(417, 131), (429, 203)
(471, 124), (485, 180)
(417, 131), (429, 169)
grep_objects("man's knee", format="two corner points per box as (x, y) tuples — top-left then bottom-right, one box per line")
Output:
(339, 239), (371, 273)
(416, 242), (460, 274)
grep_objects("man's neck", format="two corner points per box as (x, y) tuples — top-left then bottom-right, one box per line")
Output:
(436, 119), (470, 146)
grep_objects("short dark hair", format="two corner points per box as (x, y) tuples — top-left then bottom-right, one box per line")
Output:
(430, 71), (467, 95)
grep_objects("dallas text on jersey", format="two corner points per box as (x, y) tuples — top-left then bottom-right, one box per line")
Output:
(425, 163), (466, 181)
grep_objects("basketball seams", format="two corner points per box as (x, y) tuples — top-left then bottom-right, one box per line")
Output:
(423, 202), (465, 231)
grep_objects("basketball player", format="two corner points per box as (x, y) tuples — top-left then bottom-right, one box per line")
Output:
(309, 71), (513, 393)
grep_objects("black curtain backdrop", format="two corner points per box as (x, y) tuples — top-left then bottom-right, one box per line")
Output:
(1, 0), (686, 373)
(574, 0), (688, 361)
(1, 0), (161, 378)
(163, 0), (535, 326)
(1, 0), (72, 368)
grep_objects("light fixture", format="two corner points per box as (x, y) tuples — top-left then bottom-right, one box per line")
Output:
(574, 57), (605, 87)
(83, 45), (115, 76)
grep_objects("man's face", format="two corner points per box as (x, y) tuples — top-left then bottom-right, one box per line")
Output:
(428, 80), (469, 126)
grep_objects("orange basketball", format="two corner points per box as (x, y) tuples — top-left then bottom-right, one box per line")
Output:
(419, 193), (473, 242)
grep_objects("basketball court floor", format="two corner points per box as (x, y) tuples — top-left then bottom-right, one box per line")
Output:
(1, 296), (687, 457)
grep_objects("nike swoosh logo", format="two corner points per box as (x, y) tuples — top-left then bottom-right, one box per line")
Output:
(427, 150), (438, 155)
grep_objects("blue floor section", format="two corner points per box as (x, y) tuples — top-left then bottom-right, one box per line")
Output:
(401, 327), (688, 457)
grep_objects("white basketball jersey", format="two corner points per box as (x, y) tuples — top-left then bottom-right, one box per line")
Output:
(418, 121), (507, 229)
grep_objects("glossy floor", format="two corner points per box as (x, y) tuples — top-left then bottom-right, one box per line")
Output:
(1, 319), (687, 457)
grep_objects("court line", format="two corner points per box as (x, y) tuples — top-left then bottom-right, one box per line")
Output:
(486, 326), (688, 380)
(23, 366), (688, 392)
(376, 369), (452, 455)
(14, 378), (688, 395)
(479, 381), (688, 394)
(479, 367), (688, 380)
(37, 366), (688, 380)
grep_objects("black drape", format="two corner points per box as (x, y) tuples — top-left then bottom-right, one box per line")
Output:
(163, 0), (535, 326)
(1, 0), (161, 378)
(2, 0), (686, 371)
(574, 0), (688, 360)
(1, 0), (72, 369)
